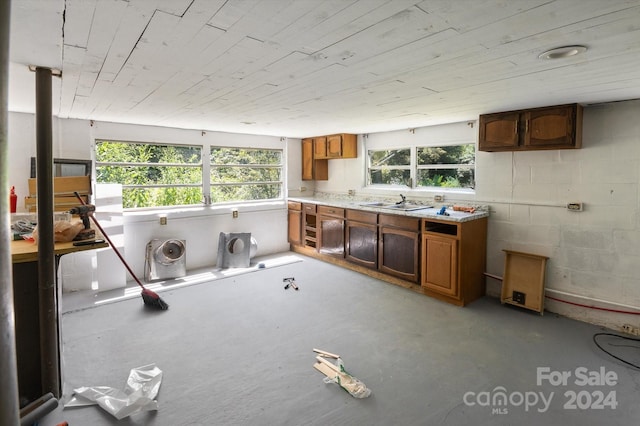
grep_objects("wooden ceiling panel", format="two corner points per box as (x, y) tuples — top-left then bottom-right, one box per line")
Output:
(10, 0), (640, 137)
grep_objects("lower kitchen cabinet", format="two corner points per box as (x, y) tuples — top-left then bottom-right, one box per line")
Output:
(317, 205), (345, 257)
(303, 203), (318, 250)
(422, 234), (458, 296)
(421, 217), (488, 305)
(287, 201), (302, 246)
(345, 209), (378, 269)
(287, 200), (489, 307)
(378, 214), (420, 282)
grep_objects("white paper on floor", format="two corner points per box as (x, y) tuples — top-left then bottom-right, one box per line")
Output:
(65, 363), (163, 420)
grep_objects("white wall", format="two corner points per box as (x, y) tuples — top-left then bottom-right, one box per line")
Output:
(8, 114), (290, 289)
(315, 100), (640, 331)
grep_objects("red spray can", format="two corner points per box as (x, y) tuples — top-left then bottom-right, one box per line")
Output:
(10, 186), (17, 213)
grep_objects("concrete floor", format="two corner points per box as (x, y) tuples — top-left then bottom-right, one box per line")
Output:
(39, 252), (640, 425)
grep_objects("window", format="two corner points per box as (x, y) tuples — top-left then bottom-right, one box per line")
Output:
(367, 148), (411, 186)
(210, 147), (283, 202)
(96, 140), (203, 209)
(367, 143), (475, 190)
(416, 145), (475, 189)
(96, 140), (284, 209)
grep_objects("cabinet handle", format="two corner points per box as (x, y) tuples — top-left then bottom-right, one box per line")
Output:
(515, 119), (519, 135)
(525, 119), (529, 134)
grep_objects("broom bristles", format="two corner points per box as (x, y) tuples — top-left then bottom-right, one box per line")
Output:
(141, 288), (169, 310)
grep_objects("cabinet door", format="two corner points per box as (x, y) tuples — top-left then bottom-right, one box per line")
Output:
(318, 216), (344, 257)
(314, 137), (327, 158)
(379, 226), (419, 282)
(327, 134), (342, 158)
(524, 105), (577, 148)
(345, 221), (377, 269)
(302, 138), (314, 180)
(478, 112), (520, 151)
(287, 209), (302, 246)
(422, 234), (458, 296)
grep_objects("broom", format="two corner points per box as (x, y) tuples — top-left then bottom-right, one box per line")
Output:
(73, 192), (169, 310)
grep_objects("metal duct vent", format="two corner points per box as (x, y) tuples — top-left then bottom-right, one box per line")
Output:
(154, 239), (186, 265)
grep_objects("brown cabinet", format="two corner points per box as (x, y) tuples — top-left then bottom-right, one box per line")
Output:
(317, 205), (345, 258)
(378, 214), (420, 282)
(421, 218), (488, 306)
(479, 104), (582, 152)
(302, 138), (328, 181)
(345, 209), (378, 269)
(315, 134), (357, 159)
(301, 134), (357, 180)
(287, 201), (302, 246)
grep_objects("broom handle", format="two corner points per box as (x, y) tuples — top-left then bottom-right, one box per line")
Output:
(74, 192), (146, 290)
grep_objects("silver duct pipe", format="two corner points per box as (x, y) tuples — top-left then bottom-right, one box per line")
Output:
(0, 1), (21, 424)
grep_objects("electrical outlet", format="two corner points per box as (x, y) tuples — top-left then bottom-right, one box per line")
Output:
(512, 291), (526, 305)
(567, 202), (583, 211)
(159, 216), (167, 225)
(300, 186), (307, 192)
(621, 324), (640, 336)
(434, 194), (444, 202)
(232, 209), (239, 219)
(348, 189), (356, 196)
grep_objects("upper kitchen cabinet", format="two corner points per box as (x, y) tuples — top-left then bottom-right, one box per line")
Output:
(302, 138), (328, 181)
(479, 104), (583, 152)
(314, 134), (357, 159)
(302, 134), (357, 180)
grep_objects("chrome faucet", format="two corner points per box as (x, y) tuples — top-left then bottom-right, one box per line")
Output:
(397, 194), (406, 205)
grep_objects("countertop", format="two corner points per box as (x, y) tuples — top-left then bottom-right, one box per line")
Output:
(11, 239), (109, 263)
(287, 197), (489, 223)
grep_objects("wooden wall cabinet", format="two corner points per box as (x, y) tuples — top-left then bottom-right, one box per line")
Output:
(345, 209), (378, 269)
(317, 205), (345, 258)
(421, 218), (488, 306)
(302, 138), (328, 181)
(287, 201), (302, 246)
(378, 214), (420, 283)
(314, 134), (357, 159)
(479, 103), (582, 152)
(301, 134), (356, 180)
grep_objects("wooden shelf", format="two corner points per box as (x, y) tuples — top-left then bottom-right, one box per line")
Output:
(500, 250), (548, 314)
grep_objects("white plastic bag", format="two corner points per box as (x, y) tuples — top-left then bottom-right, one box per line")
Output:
(65, 363), (162, 420)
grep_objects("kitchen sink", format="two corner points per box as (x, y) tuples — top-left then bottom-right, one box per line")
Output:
(359, 201), (432, 211)
(380, 203), (432, 211)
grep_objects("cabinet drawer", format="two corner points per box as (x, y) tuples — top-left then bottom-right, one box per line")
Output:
(303, 203), (317, 214)
(288, 201), (302, 211)
(317, 205), (344, 218)
(346, 209), (377, 224)
(379, 214), (420, 231)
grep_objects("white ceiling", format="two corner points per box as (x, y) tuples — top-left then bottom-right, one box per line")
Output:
(8, 0), (640, 138)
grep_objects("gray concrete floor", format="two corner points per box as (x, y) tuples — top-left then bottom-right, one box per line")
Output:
(39, 252), (640, 425)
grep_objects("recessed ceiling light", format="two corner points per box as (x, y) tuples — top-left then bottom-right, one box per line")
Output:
(538, 45), (587, 60)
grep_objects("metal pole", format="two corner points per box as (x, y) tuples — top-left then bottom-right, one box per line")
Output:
(35, 67), (58, 397)
(0, 0), (21, 423)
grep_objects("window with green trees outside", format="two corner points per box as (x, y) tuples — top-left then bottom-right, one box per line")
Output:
(96, 140), (283, 209)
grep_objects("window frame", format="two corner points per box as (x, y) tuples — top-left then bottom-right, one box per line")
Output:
(208, 146), (284, 204)
(95, 139), (285, 211)
(366, 141), (475, 191)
